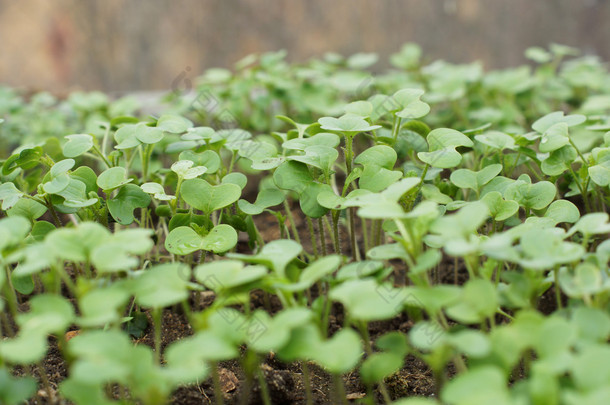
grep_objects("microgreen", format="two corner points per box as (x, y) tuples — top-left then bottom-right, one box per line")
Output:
(2, 43), (610, 405)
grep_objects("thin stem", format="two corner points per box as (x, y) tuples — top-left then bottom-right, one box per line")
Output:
(3, 265), (20, 320)
(392, 116), (403, 143)
(331, 211), (341, 255)
(307, 216), (319, 259)
(359, 321), (392, 404)
(257, 365), (272, 405)
(333, 374), (349, 405)
(348, 208), (358, 261)
(318, 217), (327, 256)
(553, 266), (562, 310)
(37, 362), (54, 403)
(91, 144), (112, 169)
(301, 361), (314, 405)
(284, 200), (302, 245)
(153, 308), (162, 364)
(211, 362), (225, 405)
(45, 197), (63, 227)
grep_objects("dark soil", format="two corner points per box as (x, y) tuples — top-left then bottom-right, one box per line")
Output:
(13, 201), (564, 404)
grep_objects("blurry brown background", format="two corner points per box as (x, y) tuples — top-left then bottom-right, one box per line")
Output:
(0, 0), (608, 93)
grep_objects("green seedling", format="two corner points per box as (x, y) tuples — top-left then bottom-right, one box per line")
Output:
(180, 178), (241, 216)
(417, 128), (474, 169)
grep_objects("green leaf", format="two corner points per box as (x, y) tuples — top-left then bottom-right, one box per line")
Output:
(107, 184), (151, 225)
(318, 115), (381, 133)
(114, 124), (142, 149)
(541, 145), (577, 176)
(132, 263), (190, 308)
(0, 216), (31, 252)
(532, 111), (586, 133)
(360, 352), (403, 384)
(539, 123), (570, 153)
(181, 178), (241, 215)
(43, 158), (75, 194)
(273, 160), (313, 195)
(287, 145), (338, 176)
(238, 188), (285, 215)
(179, 150), (221, 174)
(171, 160), (207, 180)
(165, 224), (237, 255)
(450, 164), (502, 192)
(228, 239), (302, 278)
(6, 198), (47, 221)
(519, 228), (585, 270)
(67, 330), (133, 384)
(418, 128), (473, 168)
(504, 178), (556, 210)
(441, 366), (511, 405)
(544, 200), (580, 224)
(0, 183), (24, 210)
(221, 172), (248, 189)
(91, 228), (153, 273)
(195, 260), (267, 290)
(63, 134), (94, 157)
(310, 329), (362, 374)
(330, 279), (406, 321)
(78, 284), (131, 328)
(60, 379), (115, 405)
(571, 345), (610, 392)
(445, 279), (497, 324)
(96, 166), (132, 191)
(54, 178), (98, 208)
(481, 191), (519, 221)
(474, 131), (516, 150)
(344, 100), (373, 118)
(0, 369), (37, 405)
(392, 88), (430, 119)
(156, 114), (194, 133)
(559, 263), (603, 298)
(282, 132), (340, 151)
(568, 213), (610, 237)
(355, 145), (403, 192)
(200, 224), (238, 253)
(300, 182), (331, 218)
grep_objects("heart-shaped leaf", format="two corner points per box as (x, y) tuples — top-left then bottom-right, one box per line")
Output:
(96, 167), (132, 191)
(282, 133), (340, 151)
(287, 145), (338, 177)
(0, 182), (24, 210)
(63, 134), (94, 157)
(195, 260), (267, 291)
(171, 160), (207, 180)
(107, 184), (151, 225)
(474, 131), (516, 150)
(392, 88), (430, 119)
(504, 177), (556, 210)
(238, 188), (285, 215)
(273, 160), (313, 195)
(450, 164), (502, 193)
(156, 114), (194, 133)
(181, 178), (241, 215)
(481, 191), (519, 221)
(318, 115), (381, 133)
(418, 128), (473, 168)
(330, 279), (406, 321)
(179, 150), (221, 174)
(165, 224), (237, 255)
(532, 111), (586, 133)
(132, 263), (190, 308)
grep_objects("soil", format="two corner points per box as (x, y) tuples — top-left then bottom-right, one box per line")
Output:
(12, 201), (563, 405)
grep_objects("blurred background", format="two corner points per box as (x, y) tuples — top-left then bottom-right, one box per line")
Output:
(0, 0), (608, 93)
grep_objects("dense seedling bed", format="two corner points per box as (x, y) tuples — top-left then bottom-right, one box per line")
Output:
(1, 43), (610, 405)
